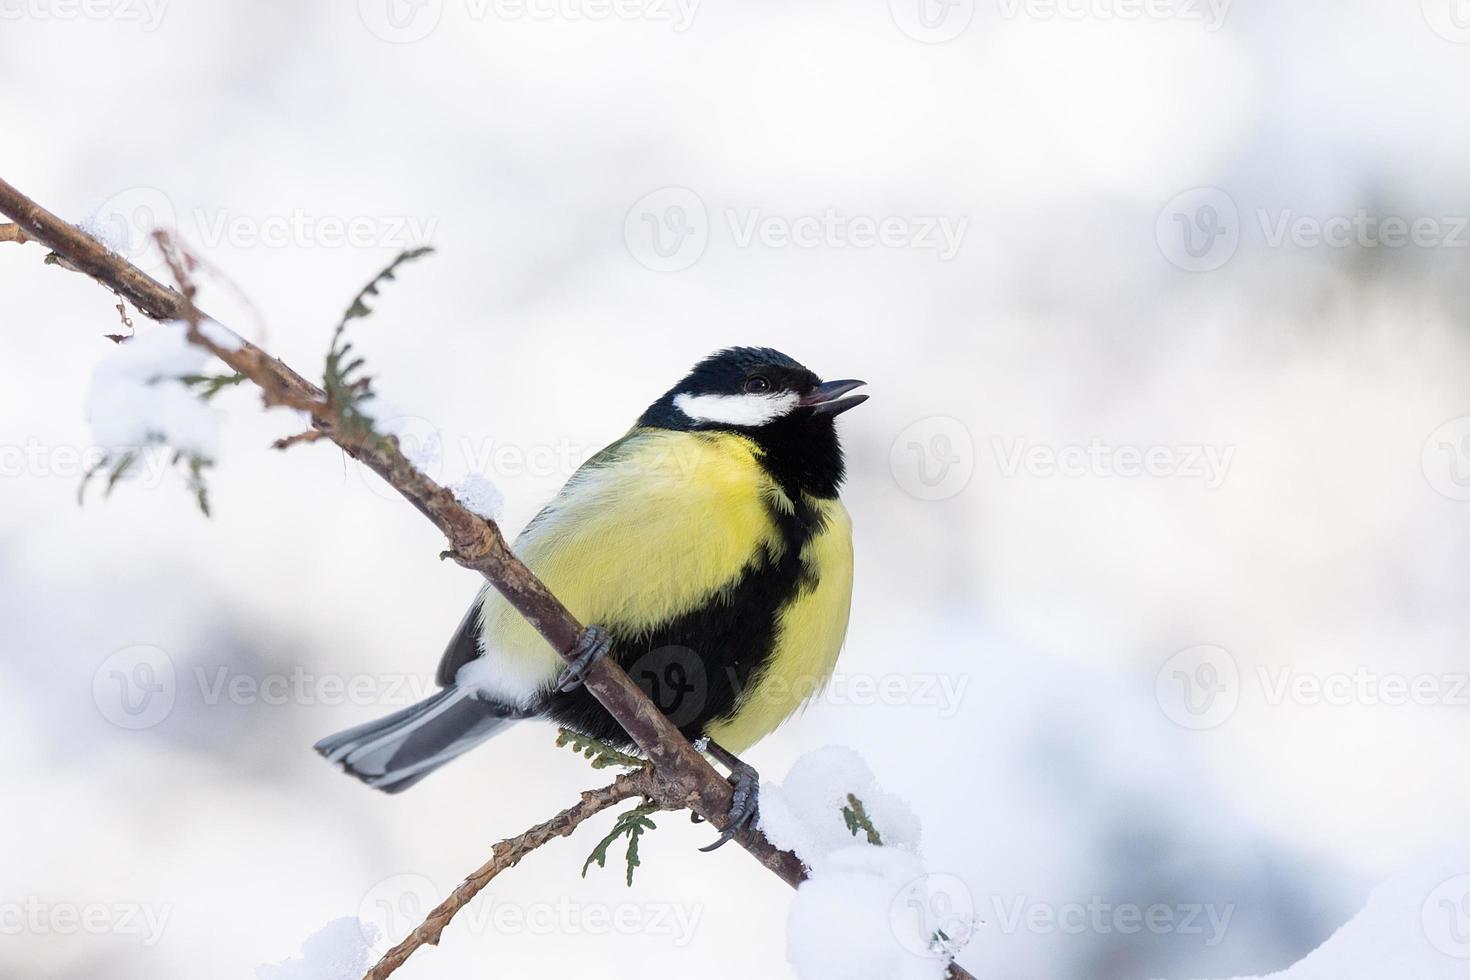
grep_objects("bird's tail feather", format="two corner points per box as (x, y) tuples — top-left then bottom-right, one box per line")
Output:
(314, 686), (518, 793)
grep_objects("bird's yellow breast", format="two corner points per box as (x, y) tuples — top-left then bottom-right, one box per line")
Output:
(480, 429), (786, 693)
(705, 496), (853, 752)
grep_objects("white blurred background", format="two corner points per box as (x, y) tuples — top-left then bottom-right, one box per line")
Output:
(5, 1), (1470, 977)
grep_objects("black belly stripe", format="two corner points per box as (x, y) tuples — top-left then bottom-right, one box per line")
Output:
(541, 492), (829, 750)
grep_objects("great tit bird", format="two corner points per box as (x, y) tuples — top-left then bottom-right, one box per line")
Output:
(315, 347), (865, 840)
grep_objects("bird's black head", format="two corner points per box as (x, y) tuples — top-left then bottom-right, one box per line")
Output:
(637, 347), (867, 499)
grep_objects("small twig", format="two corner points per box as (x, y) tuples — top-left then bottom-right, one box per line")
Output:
(705, 740), (744, 772)
(0, 222), (29, 244)
(109, 299), (134, 339)
(272, 429), (323, 450)
(153, 229), (201, 325)
(364, 768), (658, 980)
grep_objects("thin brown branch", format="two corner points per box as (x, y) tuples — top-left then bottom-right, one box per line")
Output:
(0, 222), (29, 244)
(365, 767), (661, 980)
(0, 175), (800, 875)
(0, 176), (976, 980)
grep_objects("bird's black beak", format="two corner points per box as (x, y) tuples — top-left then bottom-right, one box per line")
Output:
(799, 379), (868, 417)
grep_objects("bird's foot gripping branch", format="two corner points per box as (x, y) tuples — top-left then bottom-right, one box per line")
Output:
(0, 176), (975, 980)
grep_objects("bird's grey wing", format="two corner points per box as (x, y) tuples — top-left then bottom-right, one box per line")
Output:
(435, 595), (487, 687)
(431, 429), (644, 688)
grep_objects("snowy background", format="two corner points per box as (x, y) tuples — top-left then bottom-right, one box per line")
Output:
(5, 1), (1470, 978)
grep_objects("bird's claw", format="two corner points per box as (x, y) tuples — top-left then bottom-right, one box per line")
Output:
(555, 625), (614, 692)
(700, 758), (759, 852)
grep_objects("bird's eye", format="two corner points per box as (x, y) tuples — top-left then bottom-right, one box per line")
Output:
(745, 376), (771, 394)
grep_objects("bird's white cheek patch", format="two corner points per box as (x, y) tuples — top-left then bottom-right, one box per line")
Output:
(673, 391), (798, 426)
